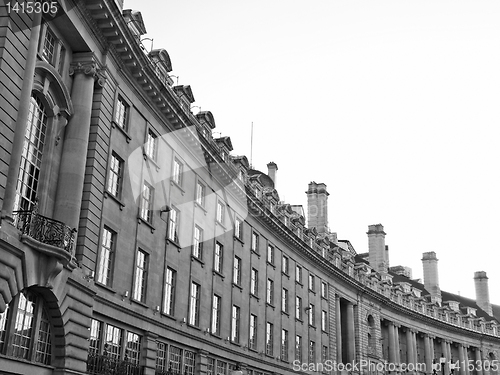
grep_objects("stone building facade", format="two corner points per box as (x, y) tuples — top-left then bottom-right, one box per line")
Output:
(0, 1), (499, 375)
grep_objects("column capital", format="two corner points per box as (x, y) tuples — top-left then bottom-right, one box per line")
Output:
(69, 53), (107, 87)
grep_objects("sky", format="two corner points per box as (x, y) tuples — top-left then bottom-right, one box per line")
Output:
(123, 0), (500, 305)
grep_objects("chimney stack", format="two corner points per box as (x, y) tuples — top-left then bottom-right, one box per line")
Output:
(422, 252), (441, 301)
(367, 224), (388, 273)
(306, 182), (329, 233)
(267, 162), (278, 188)
(474, 271), (492, 316)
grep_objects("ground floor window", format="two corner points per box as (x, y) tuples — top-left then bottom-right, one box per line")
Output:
(0, 289), (52, 365)
(87, 318), (142, 375)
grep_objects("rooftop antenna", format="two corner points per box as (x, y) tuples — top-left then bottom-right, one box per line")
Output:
(250, 121), (254, 168)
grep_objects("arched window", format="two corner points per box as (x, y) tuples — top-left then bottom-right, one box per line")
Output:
(14, 95), (48, 212)
(0, 290), (52, 365)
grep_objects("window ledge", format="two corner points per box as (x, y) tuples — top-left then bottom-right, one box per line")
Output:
(95, 282), (117, 294)
(167, 238), (181, 250)
(296, 318), (304, 324)
(137, 216), (155, 233)
(194, 201), (207, 214)
(232, 283), (243, 291)
(251, 249), (260, 258)
(104, 191), (126, 210)
(296, 281), (303, 287)
(234, 236), (244, 245)
(112, 120), (132, 143)
(309, 290), (317, 295)
(266, 302), (275, 310)
(281, 310), (290, 317)
(216, 220), (226, 230)
(187, 323), (201, 331)
(250, 293), (259, 301)
(191, 255), (205, 267)
(282, 271), (290, 279)
(131, 299), (149, 308)
(161, 313), (177, 322)
(143, 152), (160, 170)
(267, 261), (276, 269)
(308, 324), (317, 330)
(170, 180), (185, 195)
(212, 270), (225, 279)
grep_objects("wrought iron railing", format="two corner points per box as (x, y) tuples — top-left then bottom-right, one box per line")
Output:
(155, 369), (183, 375)
(87, 353), (143, 375)
(14, 210), (76, 254)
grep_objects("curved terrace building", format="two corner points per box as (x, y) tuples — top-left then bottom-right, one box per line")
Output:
(0, 1), (498, 374)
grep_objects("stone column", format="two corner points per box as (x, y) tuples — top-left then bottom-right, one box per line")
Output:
(463, 347), (469, 375)
(407, 328), (416, 365)
(475, 349), (483, 375)
(53, 53), (104, 230)
(447, 342), (453, 374)
(458, 345), (465, 375)
(413, 331), (418, 365)
(346, 302), (356, 363)
(441, 340), (448, 375)
(1, 11), (43, 219)
(425, 335), (433, 375)
(395, 324), (401, 364)
(389, 322), (397, 364)
(336, 295), (342, 363)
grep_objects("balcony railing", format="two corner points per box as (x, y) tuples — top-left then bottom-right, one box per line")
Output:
(14, 210), (76, 254)
(87, 353), (143, 375)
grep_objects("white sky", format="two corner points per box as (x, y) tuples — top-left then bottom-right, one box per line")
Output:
(124, 0), (500, 305)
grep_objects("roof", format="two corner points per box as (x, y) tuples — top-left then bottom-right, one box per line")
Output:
(248, 169), (274, 189)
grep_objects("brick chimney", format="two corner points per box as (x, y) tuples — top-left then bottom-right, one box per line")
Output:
(306, 182), (329, 234)
(422, 252), (441, 300)
(267, 162), (278, 188)
(474, 271), (492, 316)
(367, 224), (388, 274)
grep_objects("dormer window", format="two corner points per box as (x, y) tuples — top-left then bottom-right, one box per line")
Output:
(467, 307), (477, 316)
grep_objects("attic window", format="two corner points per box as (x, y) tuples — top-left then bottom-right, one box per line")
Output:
(467, 307), (477, 316)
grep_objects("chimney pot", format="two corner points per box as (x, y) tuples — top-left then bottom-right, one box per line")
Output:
(368, 224), (388, 273)
(306, 181), (329, 233)
(267, 162), (278, 188)
(474, 271), (492, 316)
(422, 251), (441, 300)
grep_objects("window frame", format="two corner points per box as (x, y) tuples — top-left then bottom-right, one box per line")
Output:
(114, 94), (130, 131)
(132, 249), (149, 303)
(145, 128), (158, 161)
(188, 282), (201, 327)
(96, 226), (116, 287)
(211, 294), (221, 336)
(282, 288), (289, 313)
(233, 256), (241, 286)
(173, 158), (183, 186)
(231, 305), (240, 343)
(168, 206), (180, 243)
(0, 290), (53, 365)
(267, 244), (275, 265)
(163, 267), (176, 316)
(266, 279), (274, 305)
(107, 152), (124, 199)
(214, 241), (223, 273)
(192, 225), (203, 260)
(140, 182), (154, 224)
(266, 322), (273, 356)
